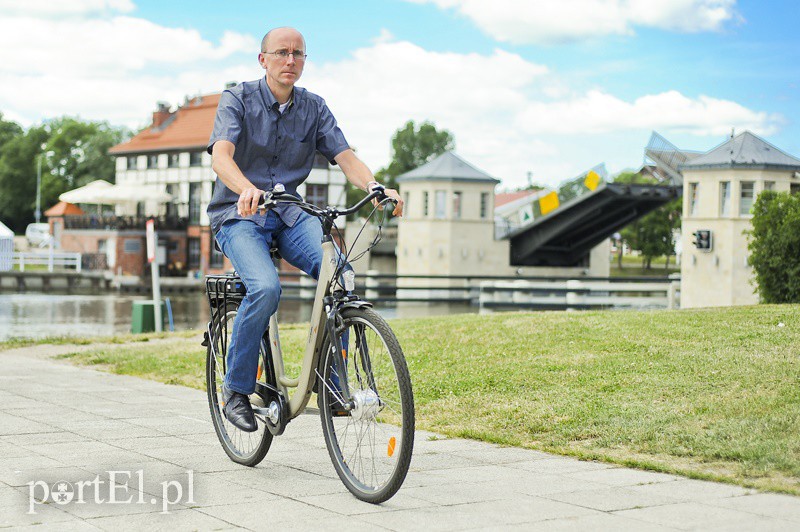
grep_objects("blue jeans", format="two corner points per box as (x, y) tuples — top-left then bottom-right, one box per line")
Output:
(216, 210), (332, 395)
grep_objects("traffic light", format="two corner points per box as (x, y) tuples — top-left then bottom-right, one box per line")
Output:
(692, 229), (712, 251)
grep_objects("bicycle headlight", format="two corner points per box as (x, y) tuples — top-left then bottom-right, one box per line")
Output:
(343, 270), (355, 292)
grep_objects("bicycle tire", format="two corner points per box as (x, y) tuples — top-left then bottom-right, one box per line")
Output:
(206, 305), (273, 466)
(318, 307), (415, 503)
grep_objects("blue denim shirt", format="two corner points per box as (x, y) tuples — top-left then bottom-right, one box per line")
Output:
(206, 77), (350, 233)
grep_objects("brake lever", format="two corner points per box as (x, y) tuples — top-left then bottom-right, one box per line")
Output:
(258, 184), (285, 214)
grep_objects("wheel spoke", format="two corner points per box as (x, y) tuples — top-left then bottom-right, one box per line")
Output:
(318, 309), (414, 502)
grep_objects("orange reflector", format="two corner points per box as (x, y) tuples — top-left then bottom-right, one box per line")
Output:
(257, 363), (263, 381)
(342, 349), (347, 360)
(387, 436), (396, 457)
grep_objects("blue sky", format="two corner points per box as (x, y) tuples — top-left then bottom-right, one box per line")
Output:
(0, 0), (797, 189)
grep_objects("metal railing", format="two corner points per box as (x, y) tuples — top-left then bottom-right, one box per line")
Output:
(63, 215), (187, 231)
(13, 251), (82, 272)
(268, 270), (681, 310)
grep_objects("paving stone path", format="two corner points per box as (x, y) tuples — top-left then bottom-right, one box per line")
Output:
(2, 343), (800, 531)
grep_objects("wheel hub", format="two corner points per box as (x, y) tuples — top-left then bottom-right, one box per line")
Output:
(350, 389), (381, 421)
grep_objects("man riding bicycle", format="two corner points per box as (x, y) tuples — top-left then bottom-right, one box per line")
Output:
(207, 26), (403, 432)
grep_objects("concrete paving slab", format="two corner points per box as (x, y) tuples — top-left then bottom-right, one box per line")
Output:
(626, 477), (755, 502)
(87, 508), (236, 531)
(568, 466), (681, 487)
(544, 485), (680, 512)
(614, 501), (766, 530)
(706, 493), (800, 523)
(2, 344), (799, 531)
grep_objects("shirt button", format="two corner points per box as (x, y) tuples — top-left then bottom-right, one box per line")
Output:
(278, 136), (282, 140)
(273, 156), (278, 160)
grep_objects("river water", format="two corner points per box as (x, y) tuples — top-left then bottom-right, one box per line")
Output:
(0, 292), (476, 341)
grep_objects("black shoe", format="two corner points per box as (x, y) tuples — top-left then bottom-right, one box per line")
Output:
(222, 387), (258, 432)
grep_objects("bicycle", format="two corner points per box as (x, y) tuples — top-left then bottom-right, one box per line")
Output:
(202, 184), (414, 503)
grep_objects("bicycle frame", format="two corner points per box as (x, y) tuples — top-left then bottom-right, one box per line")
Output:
(267, 235), (339, 419)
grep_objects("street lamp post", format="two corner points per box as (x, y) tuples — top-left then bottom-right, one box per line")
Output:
(35, 150), (55, 224)
(35, 154), (42, 224)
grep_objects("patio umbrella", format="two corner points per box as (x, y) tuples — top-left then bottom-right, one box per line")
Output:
(96, 183), (173, 204)
(59, 180), (114, 204)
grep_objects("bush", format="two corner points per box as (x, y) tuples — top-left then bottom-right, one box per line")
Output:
(747, 191), (800, 303)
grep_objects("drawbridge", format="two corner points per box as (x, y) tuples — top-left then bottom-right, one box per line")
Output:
(497, 133), (686, 266)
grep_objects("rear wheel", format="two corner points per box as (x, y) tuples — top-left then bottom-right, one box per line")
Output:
(206, 305), (272, 466)
(318, 307), (414, 503)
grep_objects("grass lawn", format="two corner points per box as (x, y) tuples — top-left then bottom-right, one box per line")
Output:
(610, 255), (680, 278)
(21, 304), (800, 494)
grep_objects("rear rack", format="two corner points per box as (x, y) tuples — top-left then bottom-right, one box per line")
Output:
(206, 273), (245, 299)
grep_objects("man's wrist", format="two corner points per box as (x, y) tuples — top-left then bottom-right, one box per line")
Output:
(365, 180), (382, 192)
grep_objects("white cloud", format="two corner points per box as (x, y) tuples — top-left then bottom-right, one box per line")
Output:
(0, 10), (777, 189)
(0, 0), (135, 17)
(301, 38), (777, 186)
(407, 0), (740, 44)
(0, 16), (257, 78)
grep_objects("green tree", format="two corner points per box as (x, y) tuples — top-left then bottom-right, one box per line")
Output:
(347, 120), (454, 218)
(614, 171), (681, 269)
(747, 191), (800, 303)
(40, 118), (126, 210)
(0, 116), (126, 233)
(0, 124), (50, 233)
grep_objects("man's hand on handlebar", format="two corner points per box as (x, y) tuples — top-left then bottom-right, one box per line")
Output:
(368, 182), (404, 217)
(237, 187), (265, 217)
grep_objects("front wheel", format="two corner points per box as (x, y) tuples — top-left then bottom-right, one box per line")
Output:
(318, 307), (415, 503)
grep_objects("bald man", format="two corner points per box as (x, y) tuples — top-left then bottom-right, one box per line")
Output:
(207, 27), (403, 432)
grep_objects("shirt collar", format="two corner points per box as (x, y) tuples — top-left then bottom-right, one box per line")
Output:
(260, 77), (301, 112)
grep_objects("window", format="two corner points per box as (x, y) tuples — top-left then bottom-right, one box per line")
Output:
(136, 202), (145, 217)
(167, 153), (180, 168)
(165, 184), (178, 218)
(480, 192), (489, 219)
(189, 151), (203, 167)
(189, 183), (202, 224)
(403, 192), (409, 215)
(764, 181), (775, 191)
(210, 233), (224, 268)
(452, 191), (462, 219)
(123, 239), (141, 254)
(168, 239), (179, 253)
(188, 238), (200, 269)
(434, 190), (446, 219)
(688, 182), (699, 216)
(792, 183), (800, 196)
(126, 156), (137, 170)
(98, 239), (107, 253)
(739, 181), (754, 215)
(423, 191), (429, 217)
(305, 184), (328, 207)
(147, 154), (158, 169)
(719, 181), (731, 216)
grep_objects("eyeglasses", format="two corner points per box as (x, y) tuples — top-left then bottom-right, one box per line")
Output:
(262, 50), (307, 61)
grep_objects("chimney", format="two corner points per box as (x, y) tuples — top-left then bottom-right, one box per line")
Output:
(152, 101), (171, 128)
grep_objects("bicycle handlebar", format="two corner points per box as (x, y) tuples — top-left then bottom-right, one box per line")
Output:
(258, 183), (395, 220)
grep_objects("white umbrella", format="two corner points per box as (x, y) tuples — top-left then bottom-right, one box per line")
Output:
(96, 184), (173, 204)
(59, 180), (114, 204)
